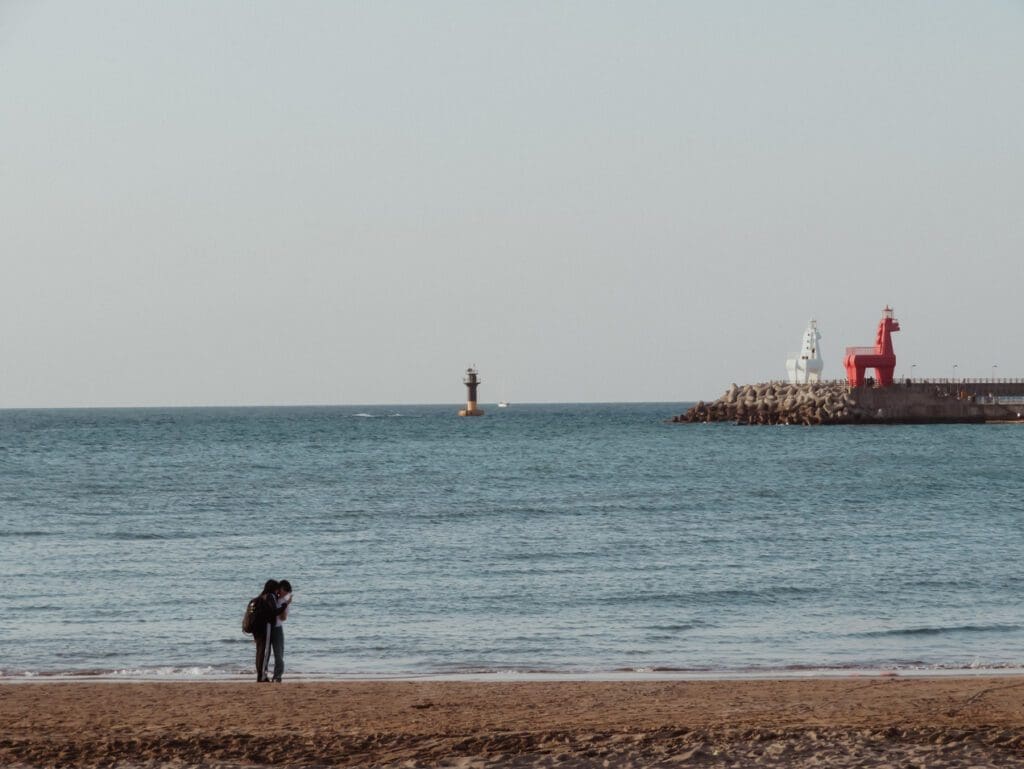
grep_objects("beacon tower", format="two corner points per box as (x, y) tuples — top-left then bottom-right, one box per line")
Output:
(458, 367), (485, 416)
(786, 319), (824, 384)
(843, 306), (900, 387)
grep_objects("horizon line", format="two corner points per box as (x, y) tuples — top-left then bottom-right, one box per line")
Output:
(0, 399), (696, 412)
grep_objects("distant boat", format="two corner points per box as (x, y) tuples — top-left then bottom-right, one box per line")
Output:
(498, 401), (509, 408)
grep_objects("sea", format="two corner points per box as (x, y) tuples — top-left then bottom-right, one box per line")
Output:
(2, 403), (1023, 680)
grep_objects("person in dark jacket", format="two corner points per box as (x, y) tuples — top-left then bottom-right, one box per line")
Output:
(253, 579), (287, 682)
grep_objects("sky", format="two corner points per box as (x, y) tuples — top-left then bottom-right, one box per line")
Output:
(2, 1), (1022, 407)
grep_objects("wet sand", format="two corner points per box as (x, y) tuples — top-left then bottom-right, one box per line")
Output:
(3, 677), (1024, 766)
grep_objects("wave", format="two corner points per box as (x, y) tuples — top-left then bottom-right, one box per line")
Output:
(851, 623), (1022, 639)
(615, 666), (713, 673)
(107, 532), (190, 541)
(0, 665), (232, 679)
(595, 584), (824, 607)
(13, 604), (64, 612)
(6, 660), (1024, 681)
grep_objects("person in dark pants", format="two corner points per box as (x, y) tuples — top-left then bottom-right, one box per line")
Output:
(253, 579), (287, 682)
(266, 579), (293, 682)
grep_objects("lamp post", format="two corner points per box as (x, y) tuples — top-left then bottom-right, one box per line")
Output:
(953, 364), (958, 381)
(911, 363), (917, 382)
(992, 364), (998, 381)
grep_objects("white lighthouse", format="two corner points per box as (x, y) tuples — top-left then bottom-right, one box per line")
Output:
(786, 319), (824, 384)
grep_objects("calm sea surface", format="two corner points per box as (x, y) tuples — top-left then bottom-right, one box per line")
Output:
(2, 403), (1023, 679)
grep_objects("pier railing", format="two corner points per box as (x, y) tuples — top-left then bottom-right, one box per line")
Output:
(762, 377), (1024, 395)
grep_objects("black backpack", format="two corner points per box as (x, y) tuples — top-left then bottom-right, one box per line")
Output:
(242, 595), (266, 635)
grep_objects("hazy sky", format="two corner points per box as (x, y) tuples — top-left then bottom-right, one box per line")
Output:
(2, 2), (1022, 407)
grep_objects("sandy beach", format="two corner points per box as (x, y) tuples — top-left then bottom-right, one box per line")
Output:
(3, 677), (1024, 767)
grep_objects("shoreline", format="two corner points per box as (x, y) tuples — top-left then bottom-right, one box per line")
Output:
(3, 676), (1024, 767)
(5, 665), (1024, 684)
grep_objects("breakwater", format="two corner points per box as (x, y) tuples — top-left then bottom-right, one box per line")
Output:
(673, 382), (858, 425)
(673, 381), (1024, 425)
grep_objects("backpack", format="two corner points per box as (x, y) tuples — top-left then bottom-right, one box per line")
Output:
(242, 595), (261, 634)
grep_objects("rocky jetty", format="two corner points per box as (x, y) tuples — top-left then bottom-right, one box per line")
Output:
(675, 380), (1024, 425)
(672, 382), (863, 425)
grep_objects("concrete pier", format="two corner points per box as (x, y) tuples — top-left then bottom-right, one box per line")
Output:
(852, 382), (1024, 423)
(673, 380), (1024, 425)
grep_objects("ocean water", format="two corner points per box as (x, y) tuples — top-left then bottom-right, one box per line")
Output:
(2, 403), (1023, 680)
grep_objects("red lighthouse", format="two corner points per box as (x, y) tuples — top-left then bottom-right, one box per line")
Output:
(843, 307), (901, 387)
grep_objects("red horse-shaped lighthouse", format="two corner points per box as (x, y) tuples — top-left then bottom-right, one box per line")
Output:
(844, 307), (900, 387)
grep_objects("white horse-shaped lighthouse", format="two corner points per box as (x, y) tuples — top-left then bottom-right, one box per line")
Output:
(786, 320), (823, 384)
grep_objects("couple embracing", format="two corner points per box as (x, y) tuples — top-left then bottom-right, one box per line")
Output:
(253, 579), (292, 682)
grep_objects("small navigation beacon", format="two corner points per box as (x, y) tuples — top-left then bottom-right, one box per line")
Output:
(458, 366), (485, 417)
